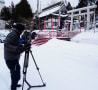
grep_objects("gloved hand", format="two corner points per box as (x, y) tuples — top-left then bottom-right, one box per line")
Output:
(17, 45), (26, 53)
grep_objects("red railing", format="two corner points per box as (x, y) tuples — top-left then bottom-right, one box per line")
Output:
(31, 24), (81, 46)
(31, 30), (67, 46)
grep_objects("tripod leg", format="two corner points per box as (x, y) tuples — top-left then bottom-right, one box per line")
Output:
(22, 74), (25, 90)
(22, 51), (30, 90)
(30, 50), (46, 85)
(22, 49), (46, 90)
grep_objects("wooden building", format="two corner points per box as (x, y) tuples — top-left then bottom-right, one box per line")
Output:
(39, 1), (68, 30)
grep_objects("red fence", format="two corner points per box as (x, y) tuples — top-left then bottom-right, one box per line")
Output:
(31, 30), (68, 46)
(31, 29), (80, 46)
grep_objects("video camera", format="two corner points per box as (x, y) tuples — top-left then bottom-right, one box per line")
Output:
(21, 30), (46, 90)
(20, 30), (37, 46)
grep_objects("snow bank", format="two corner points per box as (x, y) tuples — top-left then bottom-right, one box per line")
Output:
(71, 31), (98, 45)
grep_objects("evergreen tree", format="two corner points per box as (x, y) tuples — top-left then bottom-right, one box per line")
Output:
(11, 2), (16, 22)
(15, 0), (33, 22)
(76, 0), (88, 8)
(88, 0), (96, 5)
(66, 2), (72, 10)
(0, 6), (11, 21)
(96, 0), (98, 8)
(96, 0), (98, 14)
(76, 0), (96, 8)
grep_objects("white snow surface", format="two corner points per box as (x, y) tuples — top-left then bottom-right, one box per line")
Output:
(71, 30), (98, 45)
(0, 29), (98, 90)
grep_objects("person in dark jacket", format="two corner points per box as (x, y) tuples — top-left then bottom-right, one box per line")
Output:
(4, 24), (25, 90)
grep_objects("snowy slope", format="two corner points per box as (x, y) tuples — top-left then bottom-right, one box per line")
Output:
(0, 30), (98, 90)
(71, 31), (98, 45)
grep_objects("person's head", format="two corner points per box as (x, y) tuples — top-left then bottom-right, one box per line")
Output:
(15, 23), (25, 34)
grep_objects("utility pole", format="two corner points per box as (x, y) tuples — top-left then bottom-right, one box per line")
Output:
(37, 0), (40, 29)
(37, 0), (39, 15)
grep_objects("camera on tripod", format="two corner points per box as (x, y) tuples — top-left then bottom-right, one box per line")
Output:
(20, 30), (37, 46)
(21, 30), (46, 90)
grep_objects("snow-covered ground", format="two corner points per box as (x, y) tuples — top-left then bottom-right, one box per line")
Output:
(71, 29), (98, 45)
(0, 29), (98, 90)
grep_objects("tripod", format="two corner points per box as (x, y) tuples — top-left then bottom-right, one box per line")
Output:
(22, 46), (46, 90)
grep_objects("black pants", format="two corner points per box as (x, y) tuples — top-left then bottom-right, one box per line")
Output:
(5, 60), (20, 90)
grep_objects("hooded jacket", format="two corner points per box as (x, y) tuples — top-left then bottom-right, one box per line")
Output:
(4, 29), (21, 61)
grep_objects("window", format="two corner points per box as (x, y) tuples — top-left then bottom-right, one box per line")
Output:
(53, 22), (57, 26)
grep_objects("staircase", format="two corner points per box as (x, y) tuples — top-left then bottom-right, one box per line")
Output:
(31, 30), (80, 46)
(31, 37), (51, 46)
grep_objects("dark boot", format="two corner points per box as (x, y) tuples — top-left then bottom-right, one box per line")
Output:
(11, 85), (16, 90)
(16, 84), (21, 87)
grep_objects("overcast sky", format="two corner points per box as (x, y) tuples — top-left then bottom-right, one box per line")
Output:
(5, 0), (79, 12)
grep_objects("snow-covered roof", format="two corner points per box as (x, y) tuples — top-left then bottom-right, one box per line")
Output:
(52, 13), (68, 17)
(39, 6), (60, 18)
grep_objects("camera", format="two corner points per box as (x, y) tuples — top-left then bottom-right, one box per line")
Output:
(21, 30), (46, 90)
(20, 30), (37, 46)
